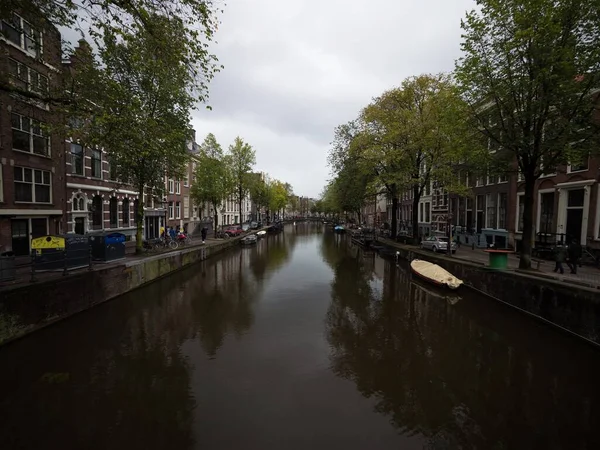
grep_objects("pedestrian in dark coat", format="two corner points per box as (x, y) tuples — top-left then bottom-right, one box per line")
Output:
(201, 226), (208, 244)
(567, 239), (582, 274)
(553, 242), (567, 274)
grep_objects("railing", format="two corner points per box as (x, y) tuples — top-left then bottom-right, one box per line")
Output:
(29, 247), (93, 282)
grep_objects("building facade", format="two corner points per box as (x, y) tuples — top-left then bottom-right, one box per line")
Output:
(0, 13), (67, 255)
(65, 143), (139, 239)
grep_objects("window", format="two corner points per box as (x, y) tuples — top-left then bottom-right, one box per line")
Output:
(175, 201), (181, 219)
(517, 195), (525, 232)
(539, 192), (555, 234)
(425, 202), (431, 223)
(168, 179), (174, 194)
(168, 201), (174, 219)
(14, 167), (50, 203)
(568, 156), (589, 173)
(175, 180), (180, 195)
(109, 197), (118, 228)
(184, 172), (189, 187)
(109, 162), (118, 181)
(1, 14), (42, 57)
(498, 193), (507, 230)
(92, 195), (103, 229)
(8, 59), (48, 95)
(71, 143), (84, 175)
(498, 173), (508, 183)
(11, 113), (49, 156)
(183, 196), (190, 219)
(486, 193), (496, 228)
(72, 196), (85, 211)
(91, 149), (102, 178)
(122, 199), (130, 226)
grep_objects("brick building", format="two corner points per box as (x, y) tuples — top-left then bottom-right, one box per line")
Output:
(0, 13), (66, 255)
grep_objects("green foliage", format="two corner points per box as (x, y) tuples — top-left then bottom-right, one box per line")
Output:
(455, 0), (600, 268)
(268, 179), (289, 214)
(227, 137), (256, 222)
(191, 133), (232, 236)
(1, 0), (221, 105)
(68, 16), (195, 252)
(328, 75), (478, 235)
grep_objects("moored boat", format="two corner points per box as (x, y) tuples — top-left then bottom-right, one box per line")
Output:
(240, 234), (258, 245)
(256, 230), (266, 237)
(410, 259), (463, 290)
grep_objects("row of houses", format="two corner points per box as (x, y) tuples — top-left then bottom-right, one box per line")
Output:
(362, 156), (600, 252)
(0, 13), (258, 256)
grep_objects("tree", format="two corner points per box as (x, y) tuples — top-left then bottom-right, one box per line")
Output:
(227, 137), (256, 224)
(358, 74), (477, 239)
(191, 134), (232, 237)
(268, 180), (288, 218)
(248, 174), (269, 222)
(72, 16), (196, 253)
(455, 0), (600, 269)
(1, 0), (221, 106)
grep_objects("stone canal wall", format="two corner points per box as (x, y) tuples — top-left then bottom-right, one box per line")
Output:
(385, 241), (600, 346)
(0, 239), (240, 345)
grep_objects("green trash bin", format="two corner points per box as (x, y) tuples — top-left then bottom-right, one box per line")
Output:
(484, 250), (512, 270)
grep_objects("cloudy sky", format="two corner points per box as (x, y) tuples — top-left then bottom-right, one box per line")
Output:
(190, 0), (477, 198)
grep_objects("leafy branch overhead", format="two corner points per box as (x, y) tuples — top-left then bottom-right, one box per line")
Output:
(0, 0), (223, 106)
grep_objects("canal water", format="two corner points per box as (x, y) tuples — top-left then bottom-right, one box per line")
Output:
(1, 223), (599, 449)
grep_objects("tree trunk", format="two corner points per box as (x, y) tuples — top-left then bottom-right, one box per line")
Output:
(212, 201), (219, 238)
(391, 196), (398, 238)
(519, 175), (536, 270)
(411, 184), (421, 243)
(238, 195), (242, 225)
(135, 184), (145, 254)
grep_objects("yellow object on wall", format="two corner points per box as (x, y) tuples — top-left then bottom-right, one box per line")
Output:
(31, 236), (65, 251)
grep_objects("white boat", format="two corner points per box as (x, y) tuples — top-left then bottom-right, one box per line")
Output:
(256, 230), (266, 237)
(410, 259), (463, 290)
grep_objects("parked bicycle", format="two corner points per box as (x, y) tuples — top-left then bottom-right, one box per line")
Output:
(176, 232), (192, 246)
(155, 236), (179, 250)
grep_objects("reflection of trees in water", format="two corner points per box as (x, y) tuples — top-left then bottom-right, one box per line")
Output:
(0, 244), (273, 450)
(0, 271), (198, 450)
(249, 233), (294, 280)
(326, 255), (600, 448)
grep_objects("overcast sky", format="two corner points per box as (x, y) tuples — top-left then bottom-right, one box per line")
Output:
(190, 0), (477, 198)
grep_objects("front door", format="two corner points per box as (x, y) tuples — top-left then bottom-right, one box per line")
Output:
(11, 219), (29, 256)
(476, 211), (484, 234)
(566, 209), (583, 244)
(31, 218), (47, 238)
(75, 217), (85, 235)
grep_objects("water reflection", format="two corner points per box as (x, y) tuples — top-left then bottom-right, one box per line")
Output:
(325, 244), (600, 449)
(0, 242), (274, 450)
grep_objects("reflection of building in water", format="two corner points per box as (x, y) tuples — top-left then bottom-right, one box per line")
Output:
(372, 256), (385, 281)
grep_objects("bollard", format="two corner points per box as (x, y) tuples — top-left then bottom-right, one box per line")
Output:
(30, 250), (37, 283)
(63, 249), (68, 276)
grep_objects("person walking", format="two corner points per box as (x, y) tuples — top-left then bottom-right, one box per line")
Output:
(201, 226), (208, 244)
(169, 226), (176, 241)
(567, 239), (582, 274)
(553, 241), (567, 274)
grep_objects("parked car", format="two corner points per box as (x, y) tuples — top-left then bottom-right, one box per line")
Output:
(224, 226), (243, 237)
(250, 221), (259, 229)
(241, 223), (250, 231)
(420, 236), (457, 253)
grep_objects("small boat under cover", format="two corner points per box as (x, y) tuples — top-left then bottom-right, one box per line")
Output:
(410, 259), (463, 290)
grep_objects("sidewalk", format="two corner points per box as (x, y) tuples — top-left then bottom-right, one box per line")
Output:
(0, 236), (229, 292)
(446, 245), (600, 289)
(377, 237), (600, 289)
